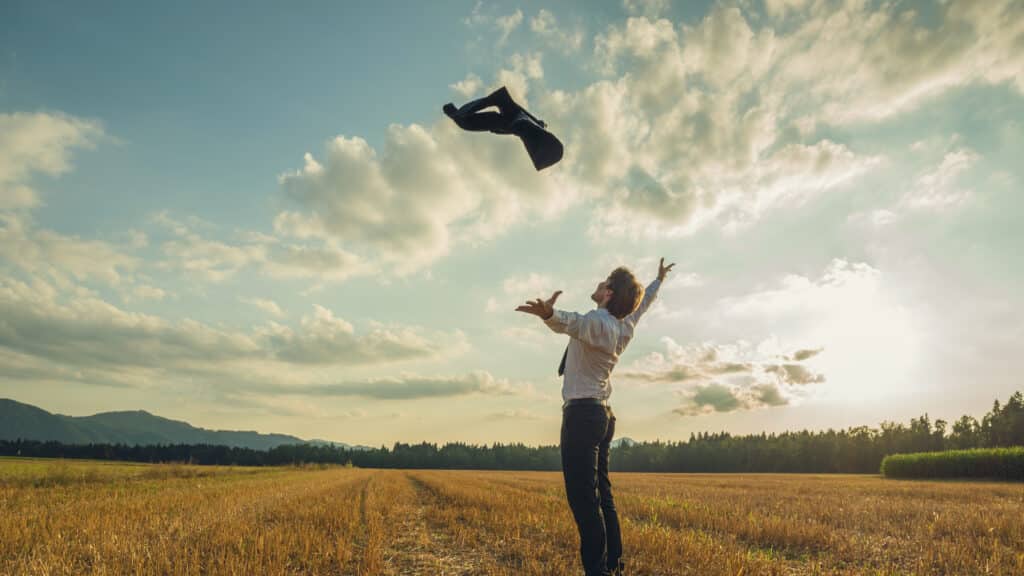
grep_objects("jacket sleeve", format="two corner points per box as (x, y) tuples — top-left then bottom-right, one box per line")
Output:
(543, 310), (615, 353)
(625, 278), (662, 326)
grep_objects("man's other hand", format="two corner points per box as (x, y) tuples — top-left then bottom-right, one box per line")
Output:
(516, 290), (562, 319)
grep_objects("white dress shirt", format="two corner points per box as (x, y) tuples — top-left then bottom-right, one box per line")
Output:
(543, 278), (661, 402)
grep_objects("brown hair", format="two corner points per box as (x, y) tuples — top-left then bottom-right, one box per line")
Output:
(606, 266), (644, 319)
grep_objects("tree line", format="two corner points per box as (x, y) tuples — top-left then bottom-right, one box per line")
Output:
(3, 391), (1022, 473)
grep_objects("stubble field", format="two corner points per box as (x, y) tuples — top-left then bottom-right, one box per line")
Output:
(1, 457), (1022, 575)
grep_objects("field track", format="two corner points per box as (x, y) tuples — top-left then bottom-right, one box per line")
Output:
(1, 458), (1022, 575)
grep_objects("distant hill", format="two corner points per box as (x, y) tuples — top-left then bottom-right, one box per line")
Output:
(0, 398), (370, 451)
(611, 436), (637, 449)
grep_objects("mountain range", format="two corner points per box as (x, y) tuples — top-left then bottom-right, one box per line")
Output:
(0, 398), (370, 451)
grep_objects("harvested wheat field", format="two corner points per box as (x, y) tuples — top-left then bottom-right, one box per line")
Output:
(1, 457), (1022, 575)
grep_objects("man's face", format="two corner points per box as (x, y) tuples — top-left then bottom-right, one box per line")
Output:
(591, 278), (613, 306)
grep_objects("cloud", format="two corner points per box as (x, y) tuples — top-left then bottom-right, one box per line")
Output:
(900, 149), (979, 211)
(567, 1), (1017, 238)
(241, 297), (284, 318)
(764, 0), (810, 20)
(260, 239), (371, 283)
(275, 99), (571, 276)
(449, 73), (483, 98)
(126, 229), (149, 249)
(789, 348), (823, 361)
(622, 0), (669, 19)
(752, 382), (789, 407)
(497, 325), (552, 350)
(0, 113), (132, 291)
(489, 272), (566, 355)
(502, 272), (559, 299)
(718, 258), (882, 322)
(463, 1), (488, 27)
(530, 9), (584, 53)
(676, 382), (742, 415)
(0, 112), (103, 210)
(562, 9), (884, 239)
(258, 0), (1020, 278)
(712, 258), (921, 403)
(489, 408), (543, 420)
(263, 305), (469, 365)
(495, 53), (544, 106)
(764, 363), (826, 385)
(672, 380), (792, 416)
(159, 228), (263, 283)
(156, 210), (373, 284)
(0, 212), (140, 288)
(772, 0), (1024, 124)
(0, 277), (469, 393)
(620, 337), (825, 415)
(251, 370), (527, 400)
(463, 4), (525, 48)
(847, 208), (900, 229)
(127, 284), (168, 302)
(495, 9), (524, 45)
(671, 380), (792, 416)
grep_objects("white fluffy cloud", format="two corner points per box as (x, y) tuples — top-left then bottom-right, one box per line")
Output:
(555, 8), (882, 238)
(0, 112), (102, 210)
(275, 93), (573, 276)
(0, 212), (140, 288)
(155, 210), (373, 284)
(268, 0), (1021, 275)
(0, 275), (470, 392)
(771, 0), (1024, 124)
(574, 1), (1017, 237)
(262, 305), (469, 365)
(449, 73), (484, 98)
(0, 113), (146, 298)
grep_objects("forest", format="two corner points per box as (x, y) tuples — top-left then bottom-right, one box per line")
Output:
(4, 391), (1022, 473)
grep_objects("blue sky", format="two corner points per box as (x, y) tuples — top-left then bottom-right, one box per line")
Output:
(1, 0), (1022, 445)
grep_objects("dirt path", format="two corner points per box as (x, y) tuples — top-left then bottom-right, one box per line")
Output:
(382, 472), (499, 575)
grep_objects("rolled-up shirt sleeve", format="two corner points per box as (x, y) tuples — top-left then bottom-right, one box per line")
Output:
(543, 310), (615, 353)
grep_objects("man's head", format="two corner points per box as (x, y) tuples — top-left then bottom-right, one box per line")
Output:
(591, 266), (645, 319)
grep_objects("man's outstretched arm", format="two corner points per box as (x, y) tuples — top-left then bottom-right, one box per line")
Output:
(627, 257), (675, 325)
(515, 291), (611, 351)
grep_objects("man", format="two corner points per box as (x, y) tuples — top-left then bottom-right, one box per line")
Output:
(516, 258), (674, 576)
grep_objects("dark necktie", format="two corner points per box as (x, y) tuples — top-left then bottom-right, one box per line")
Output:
(557, 345), (568, 376)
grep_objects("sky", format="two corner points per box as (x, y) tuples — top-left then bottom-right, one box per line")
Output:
(1, 0), (1022, 446)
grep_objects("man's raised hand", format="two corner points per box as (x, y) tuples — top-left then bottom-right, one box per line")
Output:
(658, 257), (676, 281)
(515, 290), (562, 320)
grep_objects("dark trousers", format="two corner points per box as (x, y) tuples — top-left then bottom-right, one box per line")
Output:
(561, 404), (622, 576)
(446, 86), (522, 134)
(445, 85), (563, 171)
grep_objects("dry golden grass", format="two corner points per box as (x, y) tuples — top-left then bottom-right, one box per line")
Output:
(2, 457), (1022, 575)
